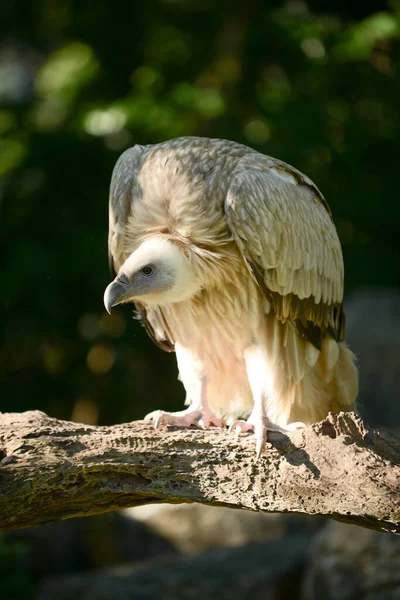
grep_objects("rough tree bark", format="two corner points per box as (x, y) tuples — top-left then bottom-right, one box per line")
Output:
(0, 410), (399, 534)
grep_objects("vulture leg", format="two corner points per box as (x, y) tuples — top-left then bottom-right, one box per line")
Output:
(144, 376), (225, 429)
(229, 344), (305, 457)
(228, 344), (273, 458)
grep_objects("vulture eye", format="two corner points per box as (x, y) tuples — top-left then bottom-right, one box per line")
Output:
(141, 265), (154, 276)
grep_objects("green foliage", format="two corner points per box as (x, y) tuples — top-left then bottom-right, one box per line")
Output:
(0, 0), (399, 426)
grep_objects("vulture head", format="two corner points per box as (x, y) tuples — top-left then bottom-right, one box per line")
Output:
(104, 236), (202, 312)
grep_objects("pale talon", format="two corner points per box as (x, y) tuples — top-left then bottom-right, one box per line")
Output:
(229, 415), (307, 457)
(145, 410), (162, 428)
(229, 419), (264, 456)
(255, 436), (265, 461)
(228, 420), (255, 436)
(144, 407), (225, 430)
(229, 419), (267, 459)
(154, 413), (164, 429)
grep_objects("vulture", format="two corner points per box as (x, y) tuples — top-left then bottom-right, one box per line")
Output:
(104, 137), (358, 456)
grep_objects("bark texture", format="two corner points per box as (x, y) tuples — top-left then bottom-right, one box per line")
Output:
(0, 410), (399, 533)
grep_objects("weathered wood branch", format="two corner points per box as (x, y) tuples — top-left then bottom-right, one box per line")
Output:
(0, 410), (399, 534)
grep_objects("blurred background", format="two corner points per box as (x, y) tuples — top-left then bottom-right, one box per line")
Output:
(1, 0), (400, 598)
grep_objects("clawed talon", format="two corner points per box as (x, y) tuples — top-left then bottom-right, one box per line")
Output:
(229, 419), (267, 459)
(198, 413), (225, 428)
(229, 417), (305, 459)
(229, 420), (253, 434)
(144, 409), (199, 428)
(255, 428), (267, 460)
(144, 409), (225, 430)
(228, 420), (255, 439)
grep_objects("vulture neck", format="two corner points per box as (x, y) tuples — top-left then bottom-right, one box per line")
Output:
(161, 260), (262, 355)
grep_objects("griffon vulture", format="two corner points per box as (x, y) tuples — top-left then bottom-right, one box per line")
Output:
(104, 137), (358, 456)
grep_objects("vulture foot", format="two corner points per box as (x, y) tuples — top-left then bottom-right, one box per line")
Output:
(144, 407), (225, 429)
(229, 418), (306, 459)
(229, 419), (268, 459)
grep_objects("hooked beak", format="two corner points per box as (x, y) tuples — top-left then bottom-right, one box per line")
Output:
(104, 274), (130, 314)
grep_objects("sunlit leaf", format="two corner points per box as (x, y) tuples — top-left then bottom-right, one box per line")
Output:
(36, 42), (99, 102)
(84, 107), (127, 136)
(333, 12), (398, 60)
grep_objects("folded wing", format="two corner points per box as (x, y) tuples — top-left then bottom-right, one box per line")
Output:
(225, 158), (345, 350)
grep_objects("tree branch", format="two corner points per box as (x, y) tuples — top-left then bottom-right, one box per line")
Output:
(0, 410), (399, 533)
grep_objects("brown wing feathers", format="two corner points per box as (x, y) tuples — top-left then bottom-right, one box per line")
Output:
(226, 159), (344, 351)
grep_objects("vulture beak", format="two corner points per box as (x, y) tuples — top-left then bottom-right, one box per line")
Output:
(104, 274), (130, 314)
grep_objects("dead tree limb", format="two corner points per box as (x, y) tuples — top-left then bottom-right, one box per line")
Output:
(0, 410), (399, 533)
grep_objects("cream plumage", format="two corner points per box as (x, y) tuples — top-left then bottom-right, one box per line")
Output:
(104, 136), (358, 455)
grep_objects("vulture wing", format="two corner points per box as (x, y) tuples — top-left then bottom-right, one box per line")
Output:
(225, 157), (345, 350)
